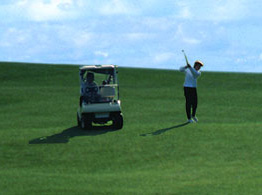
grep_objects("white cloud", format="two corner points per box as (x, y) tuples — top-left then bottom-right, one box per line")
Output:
(12, 0), (78, 21)
(125, 33), (155, 41)
(53, 25), (94, 48)
(0, 0), (255, 22)
(175, 24), (201, 45)
(0, 0), (141, 22)
(236, 58), (248, 63)
(175, 2), (192, 19)
(94, 51), (109, 58)
(183, 37), (201, 45)
(72, 32), (93, 47)
(175, 0), (249, 22)
(210, 0), (248, 21)
(99, 0), (138, 15)
(258, 53), (262, 61)
(179, 7), (191, 19)
(154, 52), (174, 63)
(0, 27), (31, 46)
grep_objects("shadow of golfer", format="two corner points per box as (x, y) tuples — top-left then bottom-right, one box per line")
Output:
(29, 126), (117, 144)
(140, 122), (189, 136)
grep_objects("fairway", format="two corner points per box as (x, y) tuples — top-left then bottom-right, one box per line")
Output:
(0, 62), (262, 194)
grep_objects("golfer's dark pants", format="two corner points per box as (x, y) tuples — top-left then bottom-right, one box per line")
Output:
(184, 87), (198, 119)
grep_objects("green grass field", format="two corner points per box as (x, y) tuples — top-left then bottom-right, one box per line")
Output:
(0, 62), (262, 194)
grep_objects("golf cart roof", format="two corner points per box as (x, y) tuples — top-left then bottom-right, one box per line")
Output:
(79, 65), (117, 71)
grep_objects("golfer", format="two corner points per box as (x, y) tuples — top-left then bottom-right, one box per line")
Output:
(179, 60), (204, 123)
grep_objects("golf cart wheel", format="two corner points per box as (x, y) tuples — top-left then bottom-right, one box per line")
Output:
(112, 113), (123, 130)
(81, 115), (92, 130)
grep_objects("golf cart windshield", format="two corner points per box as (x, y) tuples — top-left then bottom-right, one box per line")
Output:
(79, 65), (119, 104)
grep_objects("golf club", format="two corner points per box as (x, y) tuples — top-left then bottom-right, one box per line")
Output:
(181, 50), (189, 65)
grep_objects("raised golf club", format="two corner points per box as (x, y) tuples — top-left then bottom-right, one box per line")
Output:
(182, 50), (189, 65)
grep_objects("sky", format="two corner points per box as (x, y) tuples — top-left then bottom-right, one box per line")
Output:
(1, 0), (262, 73)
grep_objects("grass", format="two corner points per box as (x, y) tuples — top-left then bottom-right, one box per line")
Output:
(0, 62), (262, 194)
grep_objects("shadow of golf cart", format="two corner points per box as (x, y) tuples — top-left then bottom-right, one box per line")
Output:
(77, 65), (123, 130)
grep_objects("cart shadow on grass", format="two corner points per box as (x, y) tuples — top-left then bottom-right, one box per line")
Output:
(29, 126), (118, 144)
(140, 122), (189, 136)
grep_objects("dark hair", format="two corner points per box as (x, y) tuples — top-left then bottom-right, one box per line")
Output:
(86, 72), (94, 82)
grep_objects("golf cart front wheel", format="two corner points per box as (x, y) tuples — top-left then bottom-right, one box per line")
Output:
(112, 113), (123, 130)
(81, 115), (92, 130)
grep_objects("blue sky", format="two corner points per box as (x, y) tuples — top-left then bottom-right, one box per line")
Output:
(1, 0), (262, 73)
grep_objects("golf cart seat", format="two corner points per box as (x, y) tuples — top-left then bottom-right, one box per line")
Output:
(100, 86), (115, 98)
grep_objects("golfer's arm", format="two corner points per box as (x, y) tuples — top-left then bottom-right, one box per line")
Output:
(179, 66), (187, 72)
(189, 67), (201, 78)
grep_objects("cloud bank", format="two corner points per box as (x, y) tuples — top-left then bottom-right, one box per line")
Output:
(0, 0), (262, 72)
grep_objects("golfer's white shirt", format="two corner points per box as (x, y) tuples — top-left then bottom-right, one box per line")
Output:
(179, 66), (201, 88)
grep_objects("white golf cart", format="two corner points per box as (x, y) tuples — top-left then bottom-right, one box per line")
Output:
(77, 65), (123, 130)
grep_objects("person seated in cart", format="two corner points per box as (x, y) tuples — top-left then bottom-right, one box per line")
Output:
(79, 72), (100, 106)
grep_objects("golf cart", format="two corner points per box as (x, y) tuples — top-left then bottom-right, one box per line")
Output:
(77, 65), (123, 130)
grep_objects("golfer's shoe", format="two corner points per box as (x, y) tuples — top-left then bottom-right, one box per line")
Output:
(187, 119), (194, 123)
(192, 116), (198, 122)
